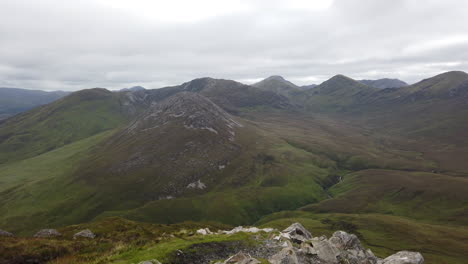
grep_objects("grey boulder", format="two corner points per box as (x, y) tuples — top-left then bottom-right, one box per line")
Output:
(73, 229), (96, 239)
(383, 251), (424, 264)
(34, 229), (61, 238)
(282, 222), (313, 243)
(269, 242), (299, 264)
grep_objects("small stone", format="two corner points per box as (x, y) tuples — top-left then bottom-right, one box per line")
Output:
(224, 251), (261, 264)
(0, 229), (14, 237)
(34, 229), (61, 238)
(73, 229), (95, 239)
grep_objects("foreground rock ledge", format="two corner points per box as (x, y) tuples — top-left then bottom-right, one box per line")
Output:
(210, 222), (424, 264)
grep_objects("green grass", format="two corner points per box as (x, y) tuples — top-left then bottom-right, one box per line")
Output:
(94, 140), (332, 226)
(0, 130), (116, 234)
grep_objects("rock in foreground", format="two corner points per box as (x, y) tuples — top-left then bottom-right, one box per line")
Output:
(218, 222), (424, 264)
(382, 251), (424, 264)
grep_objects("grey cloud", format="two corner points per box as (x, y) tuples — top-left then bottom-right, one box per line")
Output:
(0, 0), (467, 90)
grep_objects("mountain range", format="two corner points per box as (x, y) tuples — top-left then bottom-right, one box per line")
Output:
(0, 71), (467, 263)
(0, 87), (68, 120)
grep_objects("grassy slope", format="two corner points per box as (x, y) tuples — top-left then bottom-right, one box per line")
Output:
(302, 170), (468, 225)
(0, 130), (116, 234)
(0, 217), (239, 264)
(0, 88), (127, 164)
(93, 134), (331, 226)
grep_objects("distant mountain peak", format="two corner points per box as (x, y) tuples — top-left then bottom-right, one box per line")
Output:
(252, 75), (299, 97)
(121, 86), (146, 92)
(328, 74), (354, 81)
(264, 75), (287, 81)
(359, 78), (408, 89)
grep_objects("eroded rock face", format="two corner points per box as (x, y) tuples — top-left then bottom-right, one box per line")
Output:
(0, 229), (13, 237)
(382, 251), (424, 264)
(33, 229), (61, 238)
(73, 229), (95, 239)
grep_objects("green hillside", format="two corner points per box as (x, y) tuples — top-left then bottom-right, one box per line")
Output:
(0, 88), (129, 164)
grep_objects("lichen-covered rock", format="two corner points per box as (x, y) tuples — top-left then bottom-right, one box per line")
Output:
(73, 229), (95, 239)
(223, 251), (261, 264)
(329, 231), (362, 250)
(33, 229), (61, 238)
(0, 229), (14, 237)
(281, 222), (313, 243)
(269, 243), (299, 264)
(382, 251), (424, 264)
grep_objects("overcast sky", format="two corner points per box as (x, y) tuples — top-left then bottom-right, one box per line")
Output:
(1, 0), (468, 90)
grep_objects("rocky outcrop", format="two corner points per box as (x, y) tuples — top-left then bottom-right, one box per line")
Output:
(73, 229), (95, 239)
(217, 223), (424, 264)
(33, 229), (61, 238)
(280, 222), (313, 243)
(0, 229), (14, 237)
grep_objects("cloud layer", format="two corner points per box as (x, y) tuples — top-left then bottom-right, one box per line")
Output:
(1, 0), (467, 90)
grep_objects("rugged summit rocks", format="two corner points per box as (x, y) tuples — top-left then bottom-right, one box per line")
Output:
(127, 92), (242, 139)
(217, 223), (424, 264)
